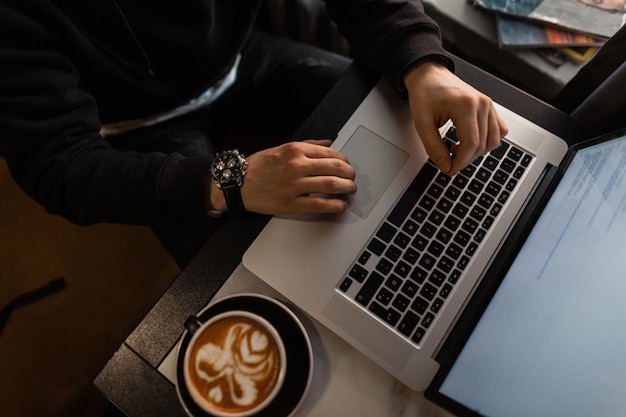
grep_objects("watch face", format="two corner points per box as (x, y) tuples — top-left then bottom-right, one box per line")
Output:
(212, 150), (247, 187)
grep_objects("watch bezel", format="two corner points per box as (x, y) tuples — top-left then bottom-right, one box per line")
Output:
(210, 149), (248, 189)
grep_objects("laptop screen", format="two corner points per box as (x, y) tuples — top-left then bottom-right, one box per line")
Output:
(435, 132), (626, 416)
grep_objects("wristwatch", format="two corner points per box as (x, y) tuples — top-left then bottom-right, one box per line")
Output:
(210, 149), (248, 212)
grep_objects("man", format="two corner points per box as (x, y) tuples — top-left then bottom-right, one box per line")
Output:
(0, 0), (507, 267)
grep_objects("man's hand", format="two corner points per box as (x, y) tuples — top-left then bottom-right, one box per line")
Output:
(403, 60), (508, 176)
(210, 140), (356, 214)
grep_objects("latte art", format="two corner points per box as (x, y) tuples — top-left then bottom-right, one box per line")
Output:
(187, 315), (283, 415)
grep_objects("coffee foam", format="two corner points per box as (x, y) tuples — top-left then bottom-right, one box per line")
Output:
(186, 314), (283, 415)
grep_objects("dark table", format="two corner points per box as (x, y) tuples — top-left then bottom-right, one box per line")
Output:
(94, 58), (595, 417)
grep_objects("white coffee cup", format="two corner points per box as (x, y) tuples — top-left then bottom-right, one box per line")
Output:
(182, 310), (287, 417)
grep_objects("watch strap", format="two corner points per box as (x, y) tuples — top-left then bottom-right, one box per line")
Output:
(222, 184), (246, 212)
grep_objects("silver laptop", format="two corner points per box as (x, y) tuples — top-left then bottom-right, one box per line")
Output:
(242, 79), (570, 392)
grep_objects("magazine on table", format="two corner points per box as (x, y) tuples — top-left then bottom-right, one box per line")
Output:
(496, 14), (606, 48)
(472, 0), (625, 38)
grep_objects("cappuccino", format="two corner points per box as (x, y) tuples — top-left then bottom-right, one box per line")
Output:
(184, 311), (286, 416)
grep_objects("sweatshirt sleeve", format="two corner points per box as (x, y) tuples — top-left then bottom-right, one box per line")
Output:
(324, 0), (454, 92)
(0, 1), (209, 227)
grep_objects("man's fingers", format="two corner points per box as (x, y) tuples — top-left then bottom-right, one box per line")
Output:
(418, 125), (453, 174)
(304, 157), (356, 180)
(299, 140), (349, 162)
(295, 175), (357, 196)
(448, 105), (506, 175)
(293, 195), (349, 213)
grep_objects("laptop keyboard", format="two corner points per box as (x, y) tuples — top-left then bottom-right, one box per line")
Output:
(337, 126), (534, 346)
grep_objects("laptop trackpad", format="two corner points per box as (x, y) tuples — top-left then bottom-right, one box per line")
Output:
(322, 294), (411, 370)
(340, 126), (409, 219)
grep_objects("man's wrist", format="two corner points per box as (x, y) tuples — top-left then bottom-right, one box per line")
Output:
(204, 167), (227, 215)
(397, 55), (452, 97)
(209, 180), (228, 212)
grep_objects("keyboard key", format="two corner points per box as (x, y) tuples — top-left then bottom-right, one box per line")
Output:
(445, 126), (458, 142)
(398, 311), (420, 337)
(401, 280), (419, 297)
(454, 230), (471, 247)
(355, 271), (384, 306)
(500, 158), (515, 173)
(427, 241), (444, 257)
(449, 269), (462, 284)
(385, 245), (402, 262)
(476, 167), (491, 182)
(457, 256), (470, 270)
(444, 215), (461, 231)
(428, 269), (446, 287)
(435, 228), (453, 244)
(461, 164), (477, 177)
(376, 258), (393, 275)
(394, 231), (411, 248)
(385, 274), (402, 291)
(452, 175), (469, 189)
(440, 284), (453, 299)
(428, 210), (445, 226)
(419, 253), (436, 270)
(435, 172), (452, 187)
(419, 195), (436, 211)
(489, 141), (509, 159)
(349, 264), (369, 282)
(477, 194), (494, 210)
(340, 277), (353, 292)
(411, 207), (427, 223)
(420, 283), (438, 300)
(498, 191), (510, 204)
(402, 220), (419, 236)
(508, 146), (523, 161)
(506, 178), (518, 192)
(436, 198), (453, 213)
(411, 235), (428, 251)
(462, 218), (479, 234)
(387, 163), (437, 227)
(427, 183), (444, 199)
(431, 298), (444, 313)
(421, 313), (435, 328)
(460, 191), (476, 206)
(376, 222), (397, 243)
(468, 179), (484, 194)
(437, 255), (455, 273)
(452, 203), (469, 219)
(369, 302), (401, 326)
(420, 222), (437, 238)
(483, 156), (499, 171)
(445, 186), (461, 200)
(490, 203), (503, 217)
(485, 182), (501, 197)
(392, 294), (410, 312)
(474, 229), (487, 243)
(470, 205), (486, 221)
(358, 251), (371, 265)
(394, 261), (411, 278)
(411, 296), (429, 314)
(367, 238), (386, 256)
(403, 247), (420, 265)
(412, 327), (426, 344)
(446, 243), (463, 260)
(410, 267), (428, 284)
(493, 170), (507, 185)
(376, 288), (394, 305)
